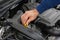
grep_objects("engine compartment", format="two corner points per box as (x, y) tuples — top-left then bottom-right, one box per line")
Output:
(0, 0), (60, 40)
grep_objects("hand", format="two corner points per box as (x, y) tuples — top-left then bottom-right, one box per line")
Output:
(21, 9), (39, 25)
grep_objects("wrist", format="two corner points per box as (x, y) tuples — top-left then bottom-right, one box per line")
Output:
(33, 9), (39, 16)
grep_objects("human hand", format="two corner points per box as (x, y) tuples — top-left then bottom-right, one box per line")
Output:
(21, 9), (39, 25)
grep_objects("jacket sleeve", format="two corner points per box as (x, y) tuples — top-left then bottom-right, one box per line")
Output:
(36, 0), (60, 14)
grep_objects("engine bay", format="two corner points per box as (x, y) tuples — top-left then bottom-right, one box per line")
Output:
(0, 0), (60, 40)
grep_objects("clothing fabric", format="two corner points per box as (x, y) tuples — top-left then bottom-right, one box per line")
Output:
(36, 0), (60, 14)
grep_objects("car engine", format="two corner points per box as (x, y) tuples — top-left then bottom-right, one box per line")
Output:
(0, 0), (60, 40)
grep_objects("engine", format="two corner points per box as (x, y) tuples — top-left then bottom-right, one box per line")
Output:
(0, 0), (60, 40)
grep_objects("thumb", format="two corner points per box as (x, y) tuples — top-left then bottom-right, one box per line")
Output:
(26, 17), (34, 25)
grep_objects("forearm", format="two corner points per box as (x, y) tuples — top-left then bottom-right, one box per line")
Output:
(36, 0), (60, 14)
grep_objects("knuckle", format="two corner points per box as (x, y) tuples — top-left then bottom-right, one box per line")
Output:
(26, 11), (28, 12)
(25, 11), (27, 13)
(25, 11), (29, 13)
(21, 15), (23, 19)
(21, 15), (22, 18)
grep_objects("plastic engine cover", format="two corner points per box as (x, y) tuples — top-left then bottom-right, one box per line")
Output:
(39, 8), (60, 26)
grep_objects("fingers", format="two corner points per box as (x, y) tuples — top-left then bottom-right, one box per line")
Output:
(21, 14), (25, 25)
(26, 17), (34, 25)
(21, 11), (29, 25)
(21, 9), (39, 25)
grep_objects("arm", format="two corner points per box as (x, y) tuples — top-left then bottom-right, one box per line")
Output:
(36, 0), (60, 14)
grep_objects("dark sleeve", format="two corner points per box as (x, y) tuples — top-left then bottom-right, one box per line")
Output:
(36, 0), (60, 14)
